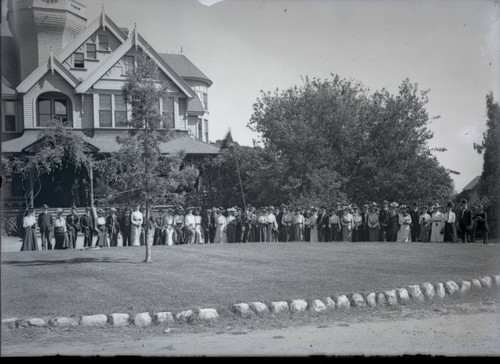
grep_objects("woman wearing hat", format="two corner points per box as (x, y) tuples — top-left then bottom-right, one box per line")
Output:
(308, 208), (319, 243)
(183, 207), (196, 244)
(225, 208), (237, 243)
(131, 204), (143, 246)
(95, 209), (109, 248)
(396, 205), (412, 242)
(54, 208), (71, 249)
(21, 208), (39, 251)
(329, 206), (341, 242)
(430, 203), (445, 242)
(164, 208), (175, 245)
(214, 208), (227, 244)
(351, 206), (363, 243)
(418, 206), (431, 242)
(367, 204), (380, 242)
(340, 206), (354, 242)
(443, 202), (458, 243)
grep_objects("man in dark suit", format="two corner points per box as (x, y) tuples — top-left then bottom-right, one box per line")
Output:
(80, 207), (95, 248)
(106, 207), (121, 247)
(378, 201), (390, 242)
(119, 207), (132, 247)
(202, 208), (212, 244)
(66, 206), (80, 249)
(37, 204), (53, 250)
(459, 199), (473, 243)
(409, 202), (421, 242)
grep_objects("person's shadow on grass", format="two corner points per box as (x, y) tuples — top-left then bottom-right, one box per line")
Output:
(2, 257), (140, 266)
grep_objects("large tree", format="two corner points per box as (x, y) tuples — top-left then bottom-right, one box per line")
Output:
(248, 75), (454, 206)
(474, 93), (500, 235)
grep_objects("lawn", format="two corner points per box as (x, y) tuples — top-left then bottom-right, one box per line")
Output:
(1, 241), (499, 319)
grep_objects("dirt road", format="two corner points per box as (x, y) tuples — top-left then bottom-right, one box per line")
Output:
(2, 297), (499, 357)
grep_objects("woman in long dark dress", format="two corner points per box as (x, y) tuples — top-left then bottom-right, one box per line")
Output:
(21, 209), (39, 251)
(54, 208), (70, 249)
(95, 209), (109, 247)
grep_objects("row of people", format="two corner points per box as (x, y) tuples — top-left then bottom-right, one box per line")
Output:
(19, 198), (490, 251)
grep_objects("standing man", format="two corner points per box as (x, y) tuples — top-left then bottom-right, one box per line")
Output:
(153, 209), (165, 245)
(472, 204), (489, 244)
(202, 208), (212, 244)
(281, 206), (293, 242)
(174, 206), (185, 244)
(119, 207), (132, 247)
(209, 207), (217, 243)
(37, 204), (53, 250)
(66, 206), (80, 249)
(183, 206), (196, 244)
(360, 205), (370, 242)
(388, 202), (400, 242)
(378, 201), (390, 242)
(409, 202), (421, 242)
(80, 207), (94, 248)
(459, 199), (473, 243)
(106, 207), (120, 247)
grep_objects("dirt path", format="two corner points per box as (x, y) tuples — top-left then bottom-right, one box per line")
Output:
(2, 298), (499, 357)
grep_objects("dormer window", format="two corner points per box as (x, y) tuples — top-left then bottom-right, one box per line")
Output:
(123, 56), (134, 74)
(86, 44), (96, 59)
(99, 35), (109, 50)
(74, 53), (84, 68)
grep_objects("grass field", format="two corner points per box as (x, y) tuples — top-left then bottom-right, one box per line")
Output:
(1, 239), (499, 319)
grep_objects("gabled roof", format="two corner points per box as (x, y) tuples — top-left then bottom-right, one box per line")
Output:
(76, 32), (197, 99)
(2, 76), (16, 97)
(15, 11), (128, 94)
(462, 176), (481, 192)
(187, 96), (205, 115)
(160, 53), (212, 86)
(22, 134), (99, 154)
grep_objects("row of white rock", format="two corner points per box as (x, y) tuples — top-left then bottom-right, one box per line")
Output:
(2, 275), (499, 329)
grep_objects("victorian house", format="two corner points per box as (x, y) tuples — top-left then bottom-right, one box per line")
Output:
(1, 0), (218, 208)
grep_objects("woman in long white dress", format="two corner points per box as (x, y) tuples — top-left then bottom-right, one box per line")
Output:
(430, 204), (445, 242)
(397, 205), (412, 242)
(164, 208), (175, 246)
(131, 204), (143, 246)
(214, 209), (227, 244)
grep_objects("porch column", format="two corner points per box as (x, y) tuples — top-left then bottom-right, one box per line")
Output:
(28, 170), (34, 209)
(89, 161), (94, 208)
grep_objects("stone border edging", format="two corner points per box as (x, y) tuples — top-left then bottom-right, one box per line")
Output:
(2, 274), (499, 330)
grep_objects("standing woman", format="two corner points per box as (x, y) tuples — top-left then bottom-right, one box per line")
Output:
(21, 208), (39, 251)
(164, 208), (175, 246)
(430, 203), (445, 242)
(214, 208), (227, 244)
(396, 205), (412, 242)
(351, 206), (363, 242)
(443, 202), (458, 243)
(131, 204), (143, 246)
(309, 208), (319, 243)
(95, 209), (109, 248)
(341, 206), (354, 242)
(418, 206), (431, 242)
(225, 208), (237, 243)
(329, 207), (341, 242)
(367, 204), (380, 242)
(54, 208), (70, 249)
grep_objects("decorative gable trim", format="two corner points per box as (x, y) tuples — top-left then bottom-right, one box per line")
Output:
(17, 57), (80, 93)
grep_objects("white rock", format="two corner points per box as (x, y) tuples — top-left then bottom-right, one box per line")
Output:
(407, 285), (425, 302)
(249, 302), (269, 316)
(80, 314), (108, 326)
(48, 317), (78, 328)
(444, 281), (460, 296)
(27, 318), (46, 327)
(420, 282), (435, 300)
(154, 312), (174, 325)
(108, 313), (130, 327)
(290, 300), (308, 313)
(494, 275), (500, 288)
(471, 279), (482, 290)
(350, 293), (366, 307)
(232, 303), (254, 318)
(376, 293), (387, 305)
(270, 301), (289, 314)
(198, 308), (219, 321)
(460, 281), (472, 294)
(480, 276), (493, 289)
(396, 288), (410, 304)
(325, 297), (336, 310)
(365, 293), (377, 307)
(2, 318), (18, 329)
(336, 295), (351, 310)
(134, 312), (152, 327)
(309, 299), (327, 313)
(385, 289), (398, 306)
(435, 283), (446, 299)
(175, 310), (195, 323)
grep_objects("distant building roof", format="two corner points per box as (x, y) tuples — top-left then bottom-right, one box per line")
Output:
(462, 175), (481, 192)
(2, 129), (219, 156)
(160, 53), (212, 86)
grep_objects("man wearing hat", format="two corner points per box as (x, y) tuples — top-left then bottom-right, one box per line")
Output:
(387, 202), (400, 242)
(281, 205), (293, 242)
(80, 207), (95, 248)
(459, 199), (474, 243)
(153, 209), (165, 246)
(472, 204), (489, 244)
(443, 202), (458, 243)
(183, 207), (196, 244)
(106, 207), (121, 247)
(409, 202), (420, 242)
(173, 206), (185, 244)
(205, 208), (215, 243)
(378, 201), (390, 242)
(37, 204), (53, 250)
(119, 207), (132, 247)
(66, 206), (80, 249)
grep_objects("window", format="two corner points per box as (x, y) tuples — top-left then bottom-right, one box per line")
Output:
(115, 95), (128, 127)
(99, 94), (112, 127)
(74, 53), (84, 68)
(86, 44), (96, 59)
(203, 93), (208, 110)
(198, 120), (203, 140)
(3, 100), (15, 131)
(123, 56), (134, 74)
(37, 93), (72, 127)
(204, 120), (208, 142)
(99, 34), (109, 50)
(161, 97), (174, 128)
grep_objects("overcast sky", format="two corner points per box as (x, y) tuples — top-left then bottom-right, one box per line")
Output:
(4, 0), (499, 192)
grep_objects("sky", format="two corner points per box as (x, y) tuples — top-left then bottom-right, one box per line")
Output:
(3, 0), (499, 192)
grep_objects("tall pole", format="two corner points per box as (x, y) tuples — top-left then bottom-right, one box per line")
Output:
(232, 147), (246, 211)
(145, 116), (151, 263)
(89, 161), (94, 208)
